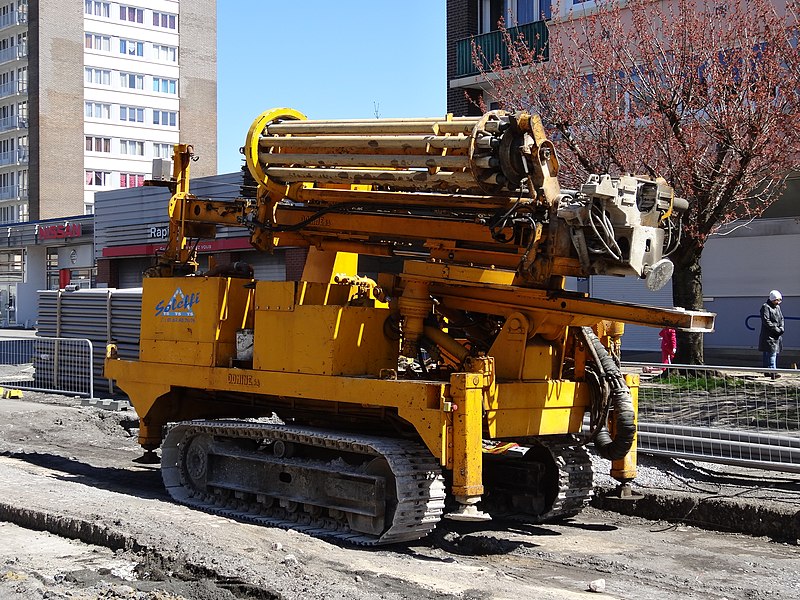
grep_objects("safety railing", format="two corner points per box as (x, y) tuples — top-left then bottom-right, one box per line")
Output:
(0, 184), (27, 200)
(623, 362), (800, 473)
(0, 80), (26, 98)
(455, 20), (550, 77)
(0, 45), (25, 64)
(0, 336), (94, 397)
(0, 115), (22, 131)
(0, 146), (27, 165)
(0, 10), (26, 29)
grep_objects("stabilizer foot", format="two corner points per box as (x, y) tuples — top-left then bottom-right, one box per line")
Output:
(445, 504), (492, 522)
(133, 450), (160, 464)
(607, 482), (643, 500)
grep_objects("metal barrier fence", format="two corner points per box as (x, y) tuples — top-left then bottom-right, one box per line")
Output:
(0, 337), (94, 398)
(0, 337), (796, 470)
(624, 362), (800, 472)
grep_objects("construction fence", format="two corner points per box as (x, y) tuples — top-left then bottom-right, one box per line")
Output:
(0, 329), (797, 474)
(625, 362), (800, 473)
(0, 336), (94, 397)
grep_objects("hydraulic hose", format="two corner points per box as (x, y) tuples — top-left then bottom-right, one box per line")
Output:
(579, 326), (636, 461)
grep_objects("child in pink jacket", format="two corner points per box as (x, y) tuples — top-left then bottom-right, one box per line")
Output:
(659, 327), (677, 364)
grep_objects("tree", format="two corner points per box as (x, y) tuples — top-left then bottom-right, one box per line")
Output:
(474, 0), (800, 363)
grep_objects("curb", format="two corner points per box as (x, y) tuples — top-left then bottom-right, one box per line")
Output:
(592, 489), (800, 542)
(0, 501), (142, 552)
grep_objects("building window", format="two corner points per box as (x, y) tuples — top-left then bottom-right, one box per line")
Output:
(119, 39), (144, 57)
(153, 143), (172, 158)
(17, 134), (26, 160)
(85, 170), (110, 186)
(120, 173), (145, 188)
(84, 33), (110, 52)
(119, 105), (144, 123)
(152, 77), (177, 94)
(119, 5), (143, 23)
(46, 248), (59, 289)
(85, 67), (111, 85)
(516, 0), (537, 23)
(152, 11), (177, 30)
(0, 104), (13, 129)
(120, 139), (145, 156)
(0, 137), (14, 164)
(85, 136), (111, 153)
(0, 250), (23, 279)
(16, 32), (26, 58)
(153, 44), (177, 63)
(16, 66), (25, 93)
(153, 110), (177, 127)
(85, 1), (110, 18)
(120, 72), (144, 90)
(85, 101), (111, 119)
(17, 168), (26, 197)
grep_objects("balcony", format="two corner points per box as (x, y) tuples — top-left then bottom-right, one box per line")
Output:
(0, 147), (27, 166)
(0, 80), (27, 98)
(455, 21), (549, 78)
(0, 10), (27, 29)
(0, 45), (26, 64)
(0, 185), (27, 200)
(0, 115), (24, 132)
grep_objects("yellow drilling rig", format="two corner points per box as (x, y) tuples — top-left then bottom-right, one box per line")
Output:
(105, 108), (714, 545)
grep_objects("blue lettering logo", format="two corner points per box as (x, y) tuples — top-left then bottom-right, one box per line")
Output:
(155, 288), (200, 321)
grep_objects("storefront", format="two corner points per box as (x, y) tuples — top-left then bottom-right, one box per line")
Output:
(93, 172), (292, 290)
(0, 215), (95, 327)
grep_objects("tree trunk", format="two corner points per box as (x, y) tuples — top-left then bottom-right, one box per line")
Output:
(671, 241), (706, 365)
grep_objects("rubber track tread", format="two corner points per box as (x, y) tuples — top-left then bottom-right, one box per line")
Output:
(161, 420), (446, 546)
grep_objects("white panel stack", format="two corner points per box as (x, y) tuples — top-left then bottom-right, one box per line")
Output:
(37, 288), (142, 396)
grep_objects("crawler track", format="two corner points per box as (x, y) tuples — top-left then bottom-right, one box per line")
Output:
(482, 436), (593, 522)
(161, 421), (446, 545)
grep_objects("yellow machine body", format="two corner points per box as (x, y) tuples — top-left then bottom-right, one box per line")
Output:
(140, 277), (251, 368)
(109, 273), (595, 492)
(252, 281), (395, 376)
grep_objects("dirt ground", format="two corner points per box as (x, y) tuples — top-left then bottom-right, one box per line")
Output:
(1, 393), (799, 600)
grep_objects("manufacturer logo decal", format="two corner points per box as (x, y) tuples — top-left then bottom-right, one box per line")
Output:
(155, 288), (200, 322)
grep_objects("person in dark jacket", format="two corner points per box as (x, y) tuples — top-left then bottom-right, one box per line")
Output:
(759, 290), (784, 379)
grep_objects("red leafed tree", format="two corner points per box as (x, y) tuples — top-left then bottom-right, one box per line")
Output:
(475, 0), (800, 363)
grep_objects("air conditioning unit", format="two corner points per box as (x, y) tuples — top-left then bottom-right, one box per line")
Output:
(151, 158), (173, 181)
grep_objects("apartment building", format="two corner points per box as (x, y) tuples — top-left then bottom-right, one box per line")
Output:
(0, 0), (216, 326)
(445, 0), (799, 363)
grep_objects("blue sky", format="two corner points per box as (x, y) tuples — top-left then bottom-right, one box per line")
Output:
(216, 1), (447, 173)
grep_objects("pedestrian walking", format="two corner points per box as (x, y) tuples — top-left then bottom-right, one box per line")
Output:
(759, 290), (784, 379)
(659, 327), (677, 365)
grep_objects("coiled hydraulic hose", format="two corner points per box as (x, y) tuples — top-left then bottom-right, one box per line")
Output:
(579, 326), (636, 461)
